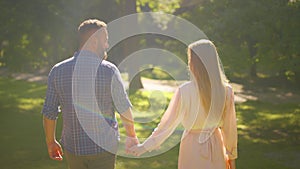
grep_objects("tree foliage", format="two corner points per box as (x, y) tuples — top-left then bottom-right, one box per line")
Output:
(0, 0), (299, 84)
(0, 0), (119, 72)
(183, 0), (300, 82)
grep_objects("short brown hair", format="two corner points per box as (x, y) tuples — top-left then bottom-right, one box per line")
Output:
(77, 19), (107, 47)
(78, 19), (107, 35)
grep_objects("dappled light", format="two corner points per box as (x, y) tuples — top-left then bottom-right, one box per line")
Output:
(237, 101), (300, 144)
(0, 0), (299, 168)
(1, 73), (300, 168)
(0, 77), (67, 169)
(17, 98), (44, 111)
(236, 100), (300, 168)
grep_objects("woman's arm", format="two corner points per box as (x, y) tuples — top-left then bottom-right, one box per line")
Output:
(229, 159), (236, 169)
(222, 86), (238, 161)
(130, 88), (184, 156)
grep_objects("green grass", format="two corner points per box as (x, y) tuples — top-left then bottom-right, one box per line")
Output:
(235, 101), (300, 169)
(0, 77), (67, 169)
(0, 77), (299, 169)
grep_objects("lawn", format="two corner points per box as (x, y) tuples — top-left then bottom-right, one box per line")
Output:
(0, 77), (299, 169)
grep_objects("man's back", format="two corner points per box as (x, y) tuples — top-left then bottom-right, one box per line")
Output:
(42, 51), (131, 155)
(42, 19), (138, 169)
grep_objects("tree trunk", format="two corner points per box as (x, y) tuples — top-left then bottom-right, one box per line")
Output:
(247, 39), (258, 78)
(295, 71), (300, 86)
(121, 0), (143, 92)
(250, 62), (257, 77)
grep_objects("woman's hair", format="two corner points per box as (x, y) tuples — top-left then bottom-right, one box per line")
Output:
(188, 40), (228, 115)
(188, 48), (211, 114)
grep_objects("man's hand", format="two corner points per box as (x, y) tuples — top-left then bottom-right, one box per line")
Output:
(119, 108), (139, 154)
(125, 136), (139, 154)
(47, 140), (63, 161)
(43, 116), (63, 161)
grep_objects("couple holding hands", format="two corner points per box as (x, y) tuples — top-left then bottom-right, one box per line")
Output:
(42, 19), (237, 169)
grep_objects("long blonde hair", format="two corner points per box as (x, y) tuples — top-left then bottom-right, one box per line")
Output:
(188, 48), (211, 114)
(188, 39), (228, 119)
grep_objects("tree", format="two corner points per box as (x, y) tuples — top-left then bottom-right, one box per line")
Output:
(0, 0), (120, 72)
(113, 0), (194, 91)
(183, 0), (300, 83)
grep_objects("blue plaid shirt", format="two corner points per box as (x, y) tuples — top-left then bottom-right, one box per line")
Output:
(42, 51), (131, 155)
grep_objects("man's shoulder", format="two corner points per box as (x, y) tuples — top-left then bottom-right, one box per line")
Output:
(49, 57), (75, 76)
(53, 57), (74, 69)
(100, 60), (119, 72)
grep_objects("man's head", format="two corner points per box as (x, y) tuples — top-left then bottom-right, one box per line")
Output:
(78, 19), (109, 58)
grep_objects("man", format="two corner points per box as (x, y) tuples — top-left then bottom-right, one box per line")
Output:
(42, 19), (138, 169)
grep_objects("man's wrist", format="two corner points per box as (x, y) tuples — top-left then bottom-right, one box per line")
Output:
(126, 135), (137, 139)
(46, 138), (56, 145)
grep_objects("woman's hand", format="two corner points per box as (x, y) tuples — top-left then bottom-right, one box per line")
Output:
(129, 144), (147, 156)
(228, 159), (236, 169)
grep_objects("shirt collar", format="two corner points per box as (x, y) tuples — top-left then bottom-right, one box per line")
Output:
(74, 50), (102, 59)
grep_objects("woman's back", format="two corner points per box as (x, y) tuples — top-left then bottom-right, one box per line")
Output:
(178, 81), (236, 169)
(180, 81), (230, 130)
(129, 39), (238, 169)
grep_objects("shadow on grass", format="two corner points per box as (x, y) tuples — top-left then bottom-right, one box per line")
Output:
(232, 76), (300, 104)
(236, 101), (300, 144)
(120, 85), (300, 169)
(116, 145), (179, 169)
(1, 76), (300, 169)
(127, 90), (173, 137)
(236, 100), (300, 169)
(0, 77), (67, 169)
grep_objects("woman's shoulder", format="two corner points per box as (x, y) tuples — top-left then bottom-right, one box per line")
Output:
(178, 81), (196, 94)
(179, 81), (193, 89)
(225, 83), (234, 100)
(225, 83), (233, 92)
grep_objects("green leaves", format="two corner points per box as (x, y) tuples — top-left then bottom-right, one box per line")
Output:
(183, 0), (300, 82)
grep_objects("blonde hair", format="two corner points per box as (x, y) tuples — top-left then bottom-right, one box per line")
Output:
(188, 40), (228, 116)
(188, 48), (211, 114)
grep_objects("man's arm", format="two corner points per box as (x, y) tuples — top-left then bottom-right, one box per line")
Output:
(43, 116), (63, 161)
(119, 108), (139, 153)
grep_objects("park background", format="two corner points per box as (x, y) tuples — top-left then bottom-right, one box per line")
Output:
(0, 0), (299, 168)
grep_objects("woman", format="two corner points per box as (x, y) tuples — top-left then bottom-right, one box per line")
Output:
(130, 39), (237, 169)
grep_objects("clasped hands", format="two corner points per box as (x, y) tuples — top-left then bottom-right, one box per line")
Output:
(125, 136), (147, 156)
